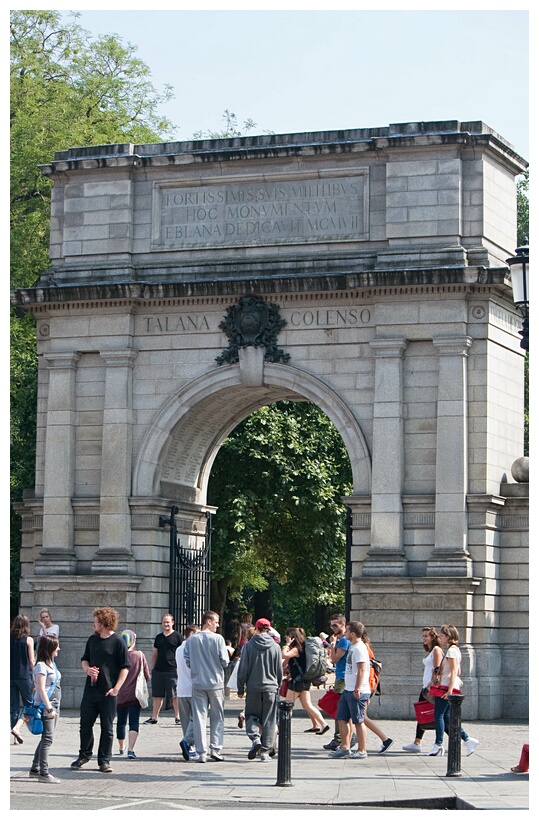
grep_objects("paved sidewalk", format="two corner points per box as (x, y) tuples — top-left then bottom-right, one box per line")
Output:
(10, 699), (529, 811)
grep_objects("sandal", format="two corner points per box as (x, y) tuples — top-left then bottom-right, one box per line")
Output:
(317, 724), (330, 735)
(11, 729), (24, 745)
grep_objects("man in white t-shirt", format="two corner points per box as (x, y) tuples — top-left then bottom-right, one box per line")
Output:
(329, 620), (371, 759)
(176, 624), (199, 761)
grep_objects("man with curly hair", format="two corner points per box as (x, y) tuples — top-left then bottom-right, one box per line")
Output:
(71, 607), (130, 773)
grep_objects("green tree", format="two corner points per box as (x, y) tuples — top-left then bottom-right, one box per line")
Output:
(10, 10), (175, 610)
(192, 109), (257, 140)
(517, 170), (529, 247)
(207, 402), (353, 634)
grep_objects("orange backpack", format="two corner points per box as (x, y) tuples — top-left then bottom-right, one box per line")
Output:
(367, 644), (382, 698)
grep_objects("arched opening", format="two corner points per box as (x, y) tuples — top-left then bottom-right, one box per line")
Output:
(132, 362), (371, 636)
(207, 399), (353, 639)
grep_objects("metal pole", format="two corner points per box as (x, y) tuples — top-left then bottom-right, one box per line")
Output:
(345, 506), (352, 622)
(275, 700), (294, 786)
(445, 693), (464, 777)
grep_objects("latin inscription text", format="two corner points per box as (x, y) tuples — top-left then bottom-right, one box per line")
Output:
(158, 176), (366, 247)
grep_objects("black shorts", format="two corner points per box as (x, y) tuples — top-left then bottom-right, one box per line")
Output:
(288, 678), (311, 693)
(151, 669), (177, 698)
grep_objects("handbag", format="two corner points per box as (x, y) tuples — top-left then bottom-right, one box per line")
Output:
(24, 663), (59, 735)
(429, 684), (462, 698)
(414, 699), (435, 724)
(279, 678), (289, 697)
(134, 651), (149, 708)
(421, 686), (435, 705)
(318, 687), (341, 720)
(227, 659), (239, 691)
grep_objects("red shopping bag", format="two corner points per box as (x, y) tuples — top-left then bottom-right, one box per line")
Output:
(429, 685), (461, 699)
(318, 688), (341, 720)
(414, 700), (435, 724)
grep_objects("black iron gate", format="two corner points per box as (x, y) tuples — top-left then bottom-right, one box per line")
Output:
(159, 506), (212, 633)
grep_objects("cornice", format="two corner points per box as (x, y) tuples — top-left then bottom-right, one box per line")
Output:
(11, 266), (511, 312)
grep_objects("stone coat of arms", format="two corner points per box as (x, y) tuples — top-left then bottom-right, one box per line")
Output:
(216, 295), (290, 365)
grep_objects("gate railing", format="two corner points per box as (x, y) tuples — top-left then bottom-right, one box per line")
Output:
(159, 506), (212, 633)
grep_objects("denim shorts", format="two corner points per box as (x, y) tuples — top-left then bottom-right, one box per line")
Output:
(336, 689), (369, 724)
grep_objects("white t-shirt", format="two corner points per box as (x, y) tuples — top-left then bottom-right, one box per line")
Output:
(175, 642), (192, 698)
(33, 661), (61, 705)
(39, 624), (60, 639)
(441, 644), (463, 690)
(344, 640), (371, 694)
(422, 648), (436, 688)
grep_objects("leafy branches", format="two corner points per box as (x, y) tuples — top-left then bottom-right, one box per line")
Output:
(208, 402), (353, 631)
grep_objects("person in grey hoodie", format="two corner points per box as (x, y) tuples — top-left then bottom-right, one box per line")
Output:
(237, 618), (283, 761)
(183, 611), (229, 763)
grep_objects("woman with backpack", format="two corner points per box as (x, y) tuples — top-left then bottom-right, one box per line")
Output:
(281, 627), (330, 734)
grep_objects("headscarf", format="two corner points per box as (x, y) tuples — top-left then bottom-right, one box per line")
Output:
(121, 629), (137, 649)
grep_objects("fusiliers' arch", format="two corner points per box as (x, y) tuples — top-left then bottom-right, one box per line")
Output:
(11, 121), (528, 716)
(133, 362), (371, 504)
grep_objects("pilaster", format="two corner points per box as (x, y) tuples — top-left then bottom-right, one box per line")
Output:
(363, 338), (407, 575)
(428, 336), (473, 577)
(92, 349), (138, 574)
(37, 352), (80, 574)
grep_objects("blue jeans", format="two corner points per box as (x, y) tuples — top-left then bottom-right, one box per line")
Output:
(434, 696), (469, 746)
(116, 703), (141, 739)
(11, 677), (33, 727)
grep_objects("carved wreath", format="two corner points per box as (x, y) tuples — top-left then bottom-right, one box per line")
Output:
(216, 295), (290, 365)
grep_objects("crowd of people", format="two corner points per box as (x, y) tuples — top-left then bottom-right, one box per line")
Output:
(12, 607), (527, 782)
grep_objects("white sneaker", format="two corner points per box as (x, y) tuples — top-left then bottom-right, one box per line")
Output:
(426, 744), (444, 757)
(465, 737), (479, 756)
(402, 743), (422, 752)
(197, 754), (207, 763)
(260, 752), (270, 762)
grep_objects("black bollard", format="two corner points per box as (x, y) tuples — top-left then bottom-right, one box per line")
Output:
(275, 700), (294, 786)
(445, 693), (465, 777)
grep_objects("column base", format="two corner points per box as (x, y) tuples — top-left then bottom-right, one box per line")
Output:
(427, 552), (473, 577)
(34, 553), (77, 575)
(91, 548), (136, 575)
(362, 550), (408, 576)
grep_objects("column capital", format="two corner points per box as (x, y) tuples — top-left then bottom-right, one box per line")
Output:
(369, 337), (408, 357)
(99, 349), (138, 367)
(43, 351), (80, 369)
(432, 336), (472, 356)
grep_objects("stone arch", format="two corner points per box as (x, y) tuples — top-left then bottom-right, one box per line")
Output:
(132, 362), (371, 503)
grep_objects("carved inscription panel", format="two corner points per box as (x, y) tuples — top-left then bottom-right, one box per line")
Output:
(137, 306), (372, 335)
(153, 173), (368, 249)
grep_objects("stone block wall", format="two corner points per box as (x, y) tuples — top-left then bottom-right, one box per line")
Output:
(14, 122), (528, 714)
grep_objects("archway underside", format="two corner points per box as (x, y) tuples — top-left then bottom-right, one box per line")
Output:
(133, 363), (372, 504)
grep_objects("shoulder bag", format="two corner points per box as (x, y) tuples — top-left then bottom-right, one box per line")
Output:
(135, 651), (149, 708)
(24, 663), (59, 735)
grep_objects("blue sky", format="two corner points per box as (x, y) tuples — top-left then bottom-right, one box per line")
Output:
(46, 4), (530, 160)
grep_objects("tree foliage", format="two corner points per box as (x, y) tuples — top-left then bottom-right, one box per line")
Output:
(10, 10), (175, 608)
(192, 109), (258, 140)
(517, 170), (529, 247)
(207, 402), (353, 634)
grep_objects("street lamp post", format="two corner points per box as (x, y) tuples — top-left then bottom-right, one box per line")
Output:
(506, 245), (530, 351)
